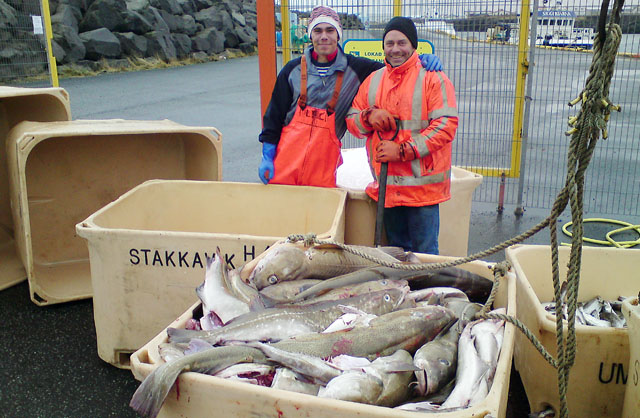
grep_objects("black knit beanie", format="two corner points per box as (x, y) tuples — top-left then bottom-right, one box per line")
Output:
(383, 16), (418, 49)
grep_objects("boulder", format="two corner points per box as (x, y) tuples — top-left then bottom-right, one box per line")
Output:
(175, 14), (199, 36)
(171, 33), (191, 58)
(137, 6), (170, 33)
(51, 39), (66, 64)
(230, 11), (245, 27)
(51, 4), (79, 32)
(194, 6), (233, 32)
(191, 27), (224, 54)
(0, 1), (17, 28)
(79, 27), (122, 60)
(235, 25), (256, 45)
(150, 0), (183, 15)
(193, 0), (214, 9)
(222, 27), (238, 48)
(79, 0), (127, 32)
(125, 0), (149, 12)
(115, 31), (148, 57)
(175, 0), (197, 14)
(118, 9), (154, 34)
(53, 23), (86, 63)
(145, 30), (177, 60)
(158, 9), (181, 32)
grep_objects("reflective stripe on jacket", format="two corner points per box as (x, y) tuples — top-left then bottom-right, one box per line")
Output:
(346, 52), (458, 207)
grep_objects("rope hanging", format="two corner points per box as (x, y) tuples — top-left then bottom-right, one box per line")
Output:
(289, 1), (624, 415)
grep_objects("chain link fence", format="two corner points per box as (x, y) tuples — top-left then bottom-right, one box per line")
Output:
(0, 0), (52, 86)
(277, 0), (640, 217)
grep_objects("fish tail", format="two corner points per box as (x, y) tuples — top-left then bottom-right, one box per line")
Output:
(129, 357), (188, 418)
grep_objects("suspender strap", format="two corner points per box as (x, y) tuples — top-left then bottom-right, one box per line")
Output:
(299, 56), (308, 109)
(298, 56), (344, 114)
(326, 70), (344, 115)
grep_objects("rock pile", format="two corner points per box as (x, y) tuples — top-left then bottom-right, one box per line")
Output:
(1, 0), (258, 71)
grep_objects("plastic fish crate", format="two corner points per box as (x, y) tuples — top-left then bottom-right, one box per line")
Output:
(506, 244), (639, 417)
(622, 296), (640, 418)
(76, 180), (347, 368)
(6, 119), (222, 306)
(0, 86), (71, 291)
(339, 161), (482, 257)
(130, 252), (516, 418)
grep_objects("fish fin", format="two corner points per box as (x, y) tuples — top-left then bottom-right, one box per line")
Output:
(129, 356), (190, 418)
(403, 251), (423, 264)
(258, 293), (286, 309)
(433, 318), (459, 339)
(249, 294), (267, 311)
(376, 246), (410, 261)
(167, 327), (199, 344)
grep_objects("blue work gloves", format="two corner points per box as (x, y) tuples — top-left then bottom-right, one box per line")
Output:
(258, 142), (277, 184)
(419, 54), (443, 72)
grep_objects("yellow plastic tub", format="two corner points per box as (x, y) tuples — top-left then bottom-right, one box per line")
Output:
(0, 86), (71, 290)
(77, 180), (347, 368)
(339, 162), (482, 257)
(506, 244), (638, 417)
(622, 296), (640, 418)
(6, 119), (222, 305)
(130, 253), (515, 418)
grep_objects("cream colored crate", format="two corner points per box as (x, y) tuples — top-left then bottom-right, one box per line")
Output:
(622, 296), (640, 418)
(0, 86), (71, 290)
(340, 163), (482, 257)
(130, 252), (515, 418)
(77, 180), (347, 368)
(507, 244), (639, 417)
(7, 119), (222, 305)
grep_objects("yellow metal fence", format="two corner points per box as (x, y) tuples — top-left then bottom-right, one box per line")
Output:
(277, 0), (640, 216)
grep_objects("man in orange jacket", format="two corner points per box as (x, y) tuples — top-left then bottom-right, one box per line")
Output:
(346, 16), (458, 254)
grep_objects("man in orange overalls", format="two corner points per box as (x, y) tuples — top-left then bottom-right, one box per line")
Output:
(258, 6), (443, 188)
(346, 17), (459, 254)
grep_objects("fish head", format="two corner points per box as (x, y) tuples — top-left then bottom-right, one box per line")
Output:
(249, 246), (308, 290)
(375, 287), (409, 313)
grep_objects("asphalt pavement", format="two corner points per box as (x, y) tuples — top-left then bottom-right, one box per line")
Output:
(1, 54), (635, 417)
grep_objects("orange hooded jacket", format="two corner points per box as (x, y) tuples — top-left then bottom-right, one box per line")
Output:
(346, 52), (458, 207)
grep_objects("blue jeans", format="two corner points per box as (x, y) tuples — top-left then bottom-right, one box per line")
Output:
(383, 204), (440, 254)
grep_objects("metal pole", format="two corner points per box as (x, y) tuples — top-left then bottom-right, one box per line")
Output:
(281, 1), (291, 65)
(257, 1), (277, 119)
(515, 0), (540, 217)
(40, 0), (59, 87)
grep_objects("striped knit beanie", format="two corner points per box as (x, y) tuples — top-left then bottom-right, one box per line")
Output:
(307, 5), (343, 40)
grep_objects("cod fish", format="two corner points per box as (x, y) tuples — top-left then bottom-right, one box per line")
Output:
(167, 289), (406, 345)
(197, 248), (250, 328)
(408, 267), (494, 304)
(130, 305), (454, 418)
(316, 349), (417, 407)
(271, 367), (321, 395)
(249, 243), (409, 290)
(130, 345), (268, 418)
(440, 311), (505, 409)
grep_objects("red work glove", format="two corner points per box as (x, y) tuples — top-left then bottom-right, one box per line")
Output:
(366, 108), (397, 132)
(375, 141), (402, 163)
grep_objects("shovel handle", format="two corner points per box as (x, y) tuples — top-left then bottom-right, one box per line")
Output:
(374, 162), (388, 247)
(373, 121), (399, 247)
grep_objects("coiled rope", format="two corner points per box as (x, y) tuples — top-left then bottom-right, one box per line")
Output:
(289, 1), (624, 415)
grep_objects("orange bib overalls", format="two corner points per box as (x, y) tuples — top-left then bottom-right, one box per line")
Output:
(270, 57), (344, 188)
